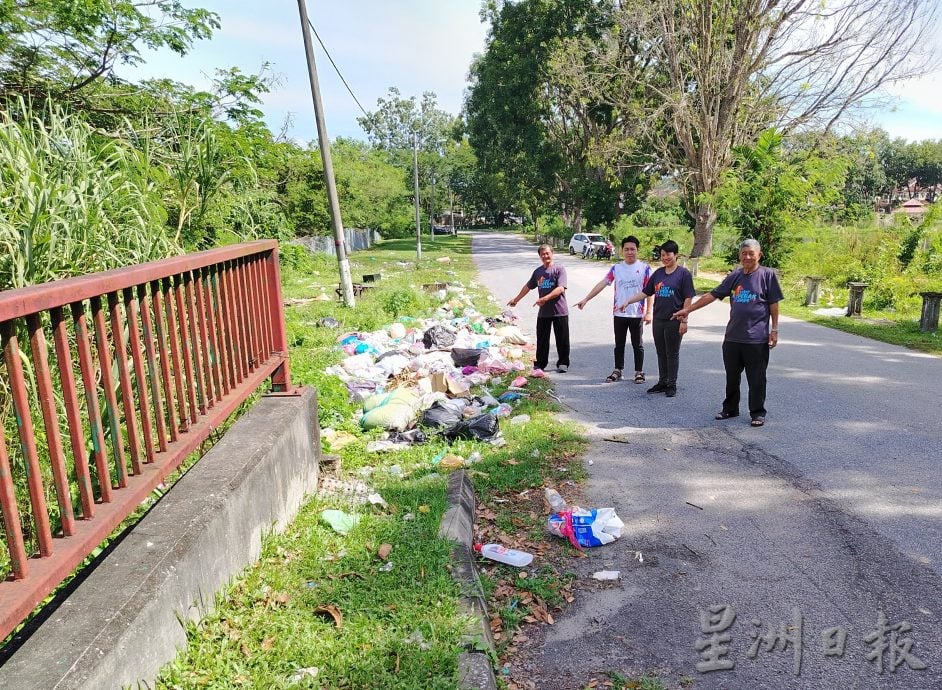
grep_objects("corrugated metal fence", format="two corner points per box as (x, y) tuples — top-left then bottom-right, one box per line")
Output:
(292, 228), (381, 256)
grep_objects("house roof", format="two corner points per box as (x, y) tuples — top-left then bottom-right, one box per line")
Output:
(896, 198), (929, 214)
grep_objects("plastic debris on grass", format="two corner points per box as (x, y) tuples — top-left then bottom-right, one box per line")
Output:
(319, 281), (542, 449)
(320, 510), (360, 535)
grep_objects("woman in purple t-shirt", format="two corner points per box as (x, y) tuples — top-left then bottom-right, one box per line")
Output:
(672, 239), (783, 426)
(618, 240), (695, 397)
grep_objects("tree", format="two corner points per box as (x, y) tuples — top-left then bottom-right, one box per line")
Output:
(357, 87), (455, 155)
(0, 0), (219, 103)
(720, 130), (845, 267)
(358, 87), (461, 224)
(465, 0), (652, 232)
(610, 0), (939, 256)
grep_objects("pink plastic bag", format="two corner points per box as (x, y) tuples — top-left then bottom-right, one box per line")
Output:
(511, 375), (528, 387)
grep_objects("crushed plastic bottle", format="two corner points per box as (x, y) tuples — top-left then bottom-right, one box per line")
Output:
(544, 488), (567, 514)
(473, 543), (533, 567)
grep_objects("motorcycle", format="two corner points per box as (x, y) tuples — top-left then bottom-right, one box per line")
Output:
(584, 240), (614, 260)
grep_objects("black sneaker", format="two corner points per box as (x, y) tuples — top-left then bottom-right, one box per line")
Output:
(647, 383), (667, 394)
(664, 387), (677, 398)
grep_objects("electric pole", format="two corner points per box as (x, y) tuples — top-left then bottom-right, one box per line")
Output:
(413, 133), (422, 261)
(297, 0), (355, 307)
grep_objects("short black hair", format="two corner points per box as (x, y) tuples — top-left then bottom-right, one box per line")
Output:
(621, 235), (640, 248)
(660, 240), (680, 254)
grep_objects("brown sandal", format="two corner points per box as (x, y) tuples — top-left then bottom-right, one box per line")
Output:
(751, 417), (765, 427)
(605, 370), (623, 382)
(634, 372), (646, 384)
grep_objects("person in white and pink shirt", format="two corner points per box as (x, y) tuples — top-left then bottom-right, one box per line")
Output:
(576, 236), (654, 383)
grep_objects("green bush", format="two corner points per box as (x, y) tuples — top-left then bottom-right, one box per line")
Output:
(538, 214), (569, 240)
(628, 196), (687, 228)
(378, 285), (425, 318)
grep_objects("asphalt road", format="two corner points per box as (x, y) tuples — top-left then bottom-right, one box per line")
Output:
(471, 231), (942, 690)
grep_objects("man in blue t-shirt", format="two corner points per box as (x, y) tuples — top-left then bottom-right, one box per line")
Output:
(508, 244), (570, 374)
(672, 239), (783, 426)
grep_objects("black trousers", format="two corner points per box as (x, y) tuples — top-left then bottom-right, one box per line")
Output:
(613, 317), (644, 371)
(651, 318), (683, 386)
(721, 341), (770, 418)
(535, 316), (570, 370)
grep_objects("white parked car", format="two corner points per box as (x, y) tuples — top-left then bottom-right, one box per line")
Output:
(568, 233), (608, 256)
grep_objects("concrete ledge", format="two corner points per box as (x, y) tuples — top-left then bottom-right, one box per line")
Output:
(438, 470), (497, 690)
(0, 388), (320, 689)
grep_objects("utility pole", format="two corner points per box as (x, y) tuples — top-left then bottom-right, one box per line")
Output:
(413, 133), (422, 261)
(429, 176), (436, 238)
(449, 188), (455, 233)
(297, 0), (355, 307)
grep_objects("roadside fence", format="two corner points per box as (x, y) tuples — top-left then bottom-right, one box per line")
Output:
(292, 228), (380, 256)
(0, 240), (293, 641)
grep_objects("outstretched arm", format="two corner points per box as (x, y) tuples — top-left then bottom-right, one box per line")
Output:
(507, 285), (531, 307)
(576, 279), (608, 309)
(617, 290), (647, 311)
(673, 293), (717, 320)
(535, 285), (565, 307)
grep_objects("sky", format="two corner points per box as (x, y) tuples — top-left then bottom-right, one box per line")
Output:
(122, 0), (942, 145)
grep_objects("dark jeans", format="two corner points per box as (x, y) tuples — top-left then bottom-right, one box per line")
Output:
(721, 341), (770, 418)
(651, 318), (683, 386)
(535, 316), (570, 370)
(613, 317), (644, 371)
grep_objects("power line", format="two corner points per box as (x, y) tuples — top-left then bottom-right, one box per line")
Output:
(307, 18), (370, 119)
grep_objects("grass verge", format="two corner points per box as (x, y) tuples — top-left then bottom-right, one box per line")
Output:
(154, 235), (592, 688)
(779, 301), (942, 355)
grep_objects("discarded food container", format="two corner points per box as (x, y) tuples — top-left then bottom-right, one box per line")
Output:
(473, 543), (533, 567)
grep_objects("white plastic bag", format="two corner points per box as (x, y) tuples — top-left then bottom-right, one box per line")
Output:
(547, 507), (624, 547)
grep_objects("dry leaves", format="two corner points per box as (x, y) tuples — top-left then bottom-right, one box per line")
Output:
(378, 543), (392, 561)
(313, 604), (343, 628)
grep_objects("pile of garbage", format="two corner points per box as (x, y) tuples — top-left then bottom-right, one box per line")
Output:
(322, 282), (538, 454)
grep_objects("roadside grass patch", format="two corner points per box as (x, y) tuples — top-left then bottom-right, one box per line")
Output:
(780, 301), (942, 355)
(156, 234), (591, 687)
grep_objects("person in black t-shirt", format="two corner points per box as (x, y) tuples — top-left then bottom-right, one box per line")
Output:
(508, 244), (570, 374)
(672, 238), (783, 426)
(619, 240), (695, 397)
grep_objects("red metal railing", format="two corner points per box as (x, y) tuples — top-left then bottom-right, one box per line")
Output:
(0, 240), (293, 641)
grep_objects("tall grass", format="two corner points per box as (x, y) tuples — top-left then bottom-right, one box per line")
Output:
(0, 101), (182, 578)
(0, 100), (180, 291)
